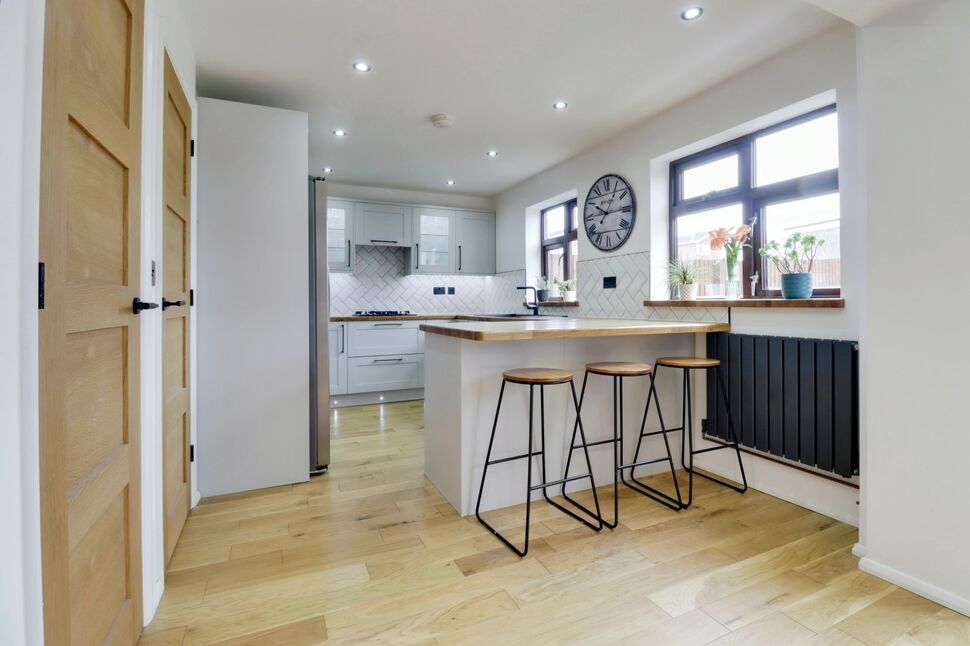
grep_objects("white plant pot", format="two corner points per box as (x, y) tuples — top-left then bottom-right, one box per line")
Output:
(564, 290), (577, 302)
(679, 283), (698, 301)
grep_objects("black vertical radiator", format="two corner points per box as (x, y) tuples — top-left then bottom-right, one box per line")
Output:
(705, 333), (859, 478)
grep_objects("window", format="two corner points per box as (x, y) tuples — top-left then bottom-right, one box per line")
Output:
(669, 105), (840, 297)
(541, 199), (578, 297)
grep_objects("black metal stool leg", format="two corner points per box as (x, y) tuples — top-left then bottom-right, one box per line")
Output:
(559, 371), (607, 523)
(543, 379), (603, 531)
(621, 365), (683, 510)
(476, 380), (532, 556)
(680, 366), (748, 504)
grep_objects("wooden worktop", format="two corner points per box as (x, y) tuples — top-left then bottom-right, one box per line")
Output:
(330, 314), (462, 322)
(419, 318), (729, 341)
(644, 298), (845, 309)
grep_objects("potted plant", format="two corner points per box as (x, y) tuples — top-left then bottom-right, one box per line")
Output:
(535, 275), (549, 302)
(759, 232), (824, 299)
(556, 278), (577, 302)
(667, 260), (699, 301)
(709, 223), (753, 299)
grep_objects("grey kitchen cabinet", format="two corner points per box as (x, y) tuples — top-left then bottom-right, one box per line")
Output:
(326, 199), (355, 272)
(355, 202), (413, 248)
(455, 211), (496, 274)
(328, 322), (348, 396)
(408, 207), (455, 274)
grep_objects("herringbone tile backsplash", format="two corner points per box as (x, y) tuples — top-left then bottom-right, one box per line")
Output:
(330, 246), (525, 315)
(331, 245), (725, 323)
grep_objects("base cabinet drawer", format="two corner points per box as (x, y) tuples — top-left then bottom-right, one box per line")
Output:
(348, 354), (424, 393)
(348, 321), (423, 357)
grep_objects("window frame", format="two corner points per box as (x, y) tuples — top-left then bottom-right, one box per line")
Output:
(669, 104), (840, 298)
(541, 199), (578, 294)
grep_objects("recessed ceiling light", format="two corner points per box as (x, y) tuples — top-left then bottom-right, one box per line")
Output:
(323, 167), (332, 174)
(332, 129), (346, 137)
(681, 6), (703, 21)
(553, 101), (568, 110)
(352, 61), (371, 72)
(446, 180), (455, 186)
(486, 150), (498, 157)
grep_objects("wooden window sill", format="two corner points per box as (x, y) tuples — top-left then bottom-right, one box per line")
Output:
(539, 300), (579, 307)
(644, 298), (844, 309)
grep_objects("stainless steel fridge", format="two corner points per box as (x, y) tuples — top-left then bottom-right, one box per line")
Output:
(309, 176), (330, 473)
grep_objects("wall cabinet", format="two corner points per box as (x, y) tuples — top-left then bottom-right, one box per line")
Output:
(355, 202), (413, 248)
(456, 211), (496, 274)
(408, 207), (455, 274)
(326, 199), (355, 272)
(328, 322), (348, 395)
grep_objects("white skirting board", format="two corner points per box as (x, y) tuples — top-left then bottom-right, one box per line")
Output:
(330, 389), (423, 408)
(857, 553), (970, 617)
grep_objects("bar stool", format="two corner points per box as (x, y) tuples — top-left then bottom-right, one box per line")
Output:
(649, 357), (748, 508)
(560, 362), (683, 528)
(476, 368), (603, 556)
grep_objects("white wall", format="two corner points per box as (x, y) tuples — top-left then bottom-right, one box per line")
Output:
(0, 1), (45, 643)
(494, 24), (863, 524)
(856, 0), (970, 615)
(140, 0), (198, 622)
(197, 98), (311, 497)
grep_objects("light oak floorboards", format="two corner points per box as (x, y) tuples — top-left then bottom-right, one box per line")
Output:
(141, 401), (968, 645)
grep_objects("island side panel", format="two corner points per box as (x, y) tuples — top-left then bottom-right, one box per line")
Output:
(423, 333), (464, 512)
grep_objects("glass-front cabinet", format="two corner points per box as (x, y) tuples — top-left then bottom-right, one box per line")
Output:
(410, 207), (455, 274)
(327, 199), (355, 272)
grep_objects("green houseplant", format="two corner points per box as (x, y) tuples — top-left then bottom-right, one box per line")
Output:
(555, 277), (577, 302)
(667, 260), (700, 301)
(535, 275), (549, 302)
(759, 232), (824, 299)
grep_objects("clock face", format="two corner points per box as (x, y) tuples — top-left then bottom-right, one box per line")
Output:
(584, 174), (636, 252)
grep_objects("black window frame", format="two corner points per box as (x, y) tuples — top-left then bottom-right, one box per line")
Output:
(669, 104), (840, 298)
(541, 199), (578, 293)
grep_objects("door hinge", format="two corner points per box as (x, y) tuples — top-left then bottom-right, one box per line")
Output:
(190, 139), (196, 157)
(190, 288), (195, 306)
(190, 444), (195, 462)
(38, 262), (45, 310)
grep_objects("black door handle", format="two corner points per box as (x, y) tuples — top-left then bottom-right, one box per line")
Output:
(162, 298), (186, 310)
(132, 298), (159, 314)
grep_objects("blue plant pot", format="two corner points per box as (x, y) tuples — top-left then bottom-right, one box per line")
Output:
(781, 273), (813, 299)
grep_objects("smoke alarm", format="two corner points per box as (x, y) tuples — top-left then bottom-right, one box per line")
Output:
(431, 114), (453, 129)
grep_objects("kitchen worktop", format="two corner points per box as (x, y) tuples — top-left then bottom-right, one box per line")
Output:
(419, 318), (729, 341)
(329, 313), (569, 323)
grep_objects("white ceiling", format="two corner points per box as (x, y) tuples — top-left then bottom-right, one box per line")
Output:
(181, 0), (844, 196)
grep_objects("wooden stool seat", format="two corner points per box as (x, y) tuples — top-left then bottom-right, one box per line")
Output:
(503, 368), (573, 385)
(585, 361), (653, 377)
(656, 357), (720, 369)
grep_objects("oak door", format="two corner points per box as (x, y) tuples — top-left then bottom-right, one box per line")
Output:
(38, 0), (146, 643)
(162, 52), (192, 564)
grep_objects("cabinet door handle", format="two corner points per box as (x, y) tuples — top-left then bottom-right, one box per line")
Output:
(372, 357), (403, 363)
(373, 322), (403, 327)
(346, 240), (351, 267)
(415, 243), (419, 269)
(340, 324), (345, 354)
(458, 245), (462, 271)
(370, 239), (397, 244)
(162, 298), (186, 310)
(132, 298), (158, 314)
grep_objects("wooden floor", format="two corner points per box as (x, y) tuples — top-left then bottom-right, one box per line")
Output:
(141, 401), (970, 645)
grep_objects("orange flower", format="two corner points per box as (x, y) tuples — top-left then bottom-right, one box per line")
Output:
(732, 224), (752, 242)
(708, 227), (729, 251)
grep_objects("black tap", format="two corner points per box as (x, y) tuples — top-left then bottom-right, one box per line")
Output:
(517, 286), (539, 316)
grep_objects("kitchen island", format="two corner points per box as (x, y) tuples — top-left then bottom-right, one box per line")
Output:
(420, 318), (729, 515)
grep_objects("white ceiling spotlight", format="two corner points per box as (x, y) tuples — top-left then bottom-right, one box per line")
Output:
(446, 179), (455, 186)
(322, 167), (333, 174)
(553, 101), (568, 110)
(332, 129), (346, 137)
(352, 61), (371, 72)
(486, 150), (498, 158)
(681, 6), (704, 21)
(431, 114), (453, 129)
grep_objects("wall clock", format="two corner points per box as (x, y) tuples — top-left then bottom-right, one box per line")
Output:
(583, 174), (636, 252)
